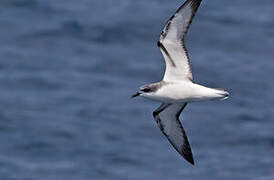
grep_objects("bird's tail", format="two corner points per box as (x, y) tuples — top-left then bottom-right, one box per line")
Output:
(213, 88), (229, 100)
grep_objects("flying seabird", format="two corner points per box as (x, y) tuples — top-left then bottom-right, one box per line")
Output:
(132, 0), (229, 165)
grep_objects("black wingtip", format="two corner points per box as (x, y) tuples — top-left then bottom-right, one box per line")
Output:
(190, 0), (202, 10)
(180, 138), (195, 165)
(177, 0), (202, 14)
(180, 149), (195, 165)
(185, 154), (195, 165)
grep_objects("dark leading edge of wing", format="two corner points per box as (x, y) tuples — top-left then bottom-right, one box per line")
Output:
(153, 103), (194, 165)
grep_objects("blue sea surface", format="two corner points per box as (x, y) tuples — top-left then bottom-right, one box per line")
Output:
(0, 0), (274, 179)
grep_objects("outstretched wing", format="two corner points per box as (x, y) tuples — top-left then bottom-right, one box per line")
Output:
(158, 0), (202, 82)
(153, 103), (194, 165)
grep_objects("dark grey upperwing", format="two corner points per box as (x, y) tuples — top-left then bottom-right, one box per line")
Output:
(153, 103), (194, 165)
(158, 0), (203, 82)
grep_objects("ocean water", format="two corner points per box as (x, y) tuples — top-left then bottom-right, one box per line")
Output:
(0, 0), (274, 179)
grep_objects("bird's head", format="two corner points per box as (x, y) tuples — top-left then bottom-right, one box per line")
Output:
(132, 84), (159, 98)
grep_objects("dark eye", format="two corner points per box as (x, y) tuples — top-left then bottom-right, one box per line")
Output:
(141, 87), (151, 92)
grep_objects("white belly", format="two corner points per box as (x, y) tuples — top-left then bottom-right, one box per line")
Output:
(142, 81), (228, 103)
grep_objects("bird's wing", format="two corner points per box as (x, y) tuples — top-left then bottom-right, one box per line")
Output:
(153, 103), (194, 165)
(158, 0), (202, 82)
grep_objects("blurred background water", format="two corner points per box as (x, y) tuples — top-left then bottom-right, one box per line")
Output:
(0, 0), (274, 179)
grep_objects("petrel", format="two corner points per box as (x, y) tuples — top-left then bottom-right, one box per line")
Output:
(132, 0), (229, 165)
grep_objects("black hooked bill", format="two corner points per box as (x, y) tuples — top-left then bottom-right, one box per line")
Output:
(132, 92), (141, 98)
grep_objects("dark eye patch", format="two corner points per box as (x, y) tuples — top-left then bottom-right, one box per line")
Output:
(141, 87), (151, 92)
